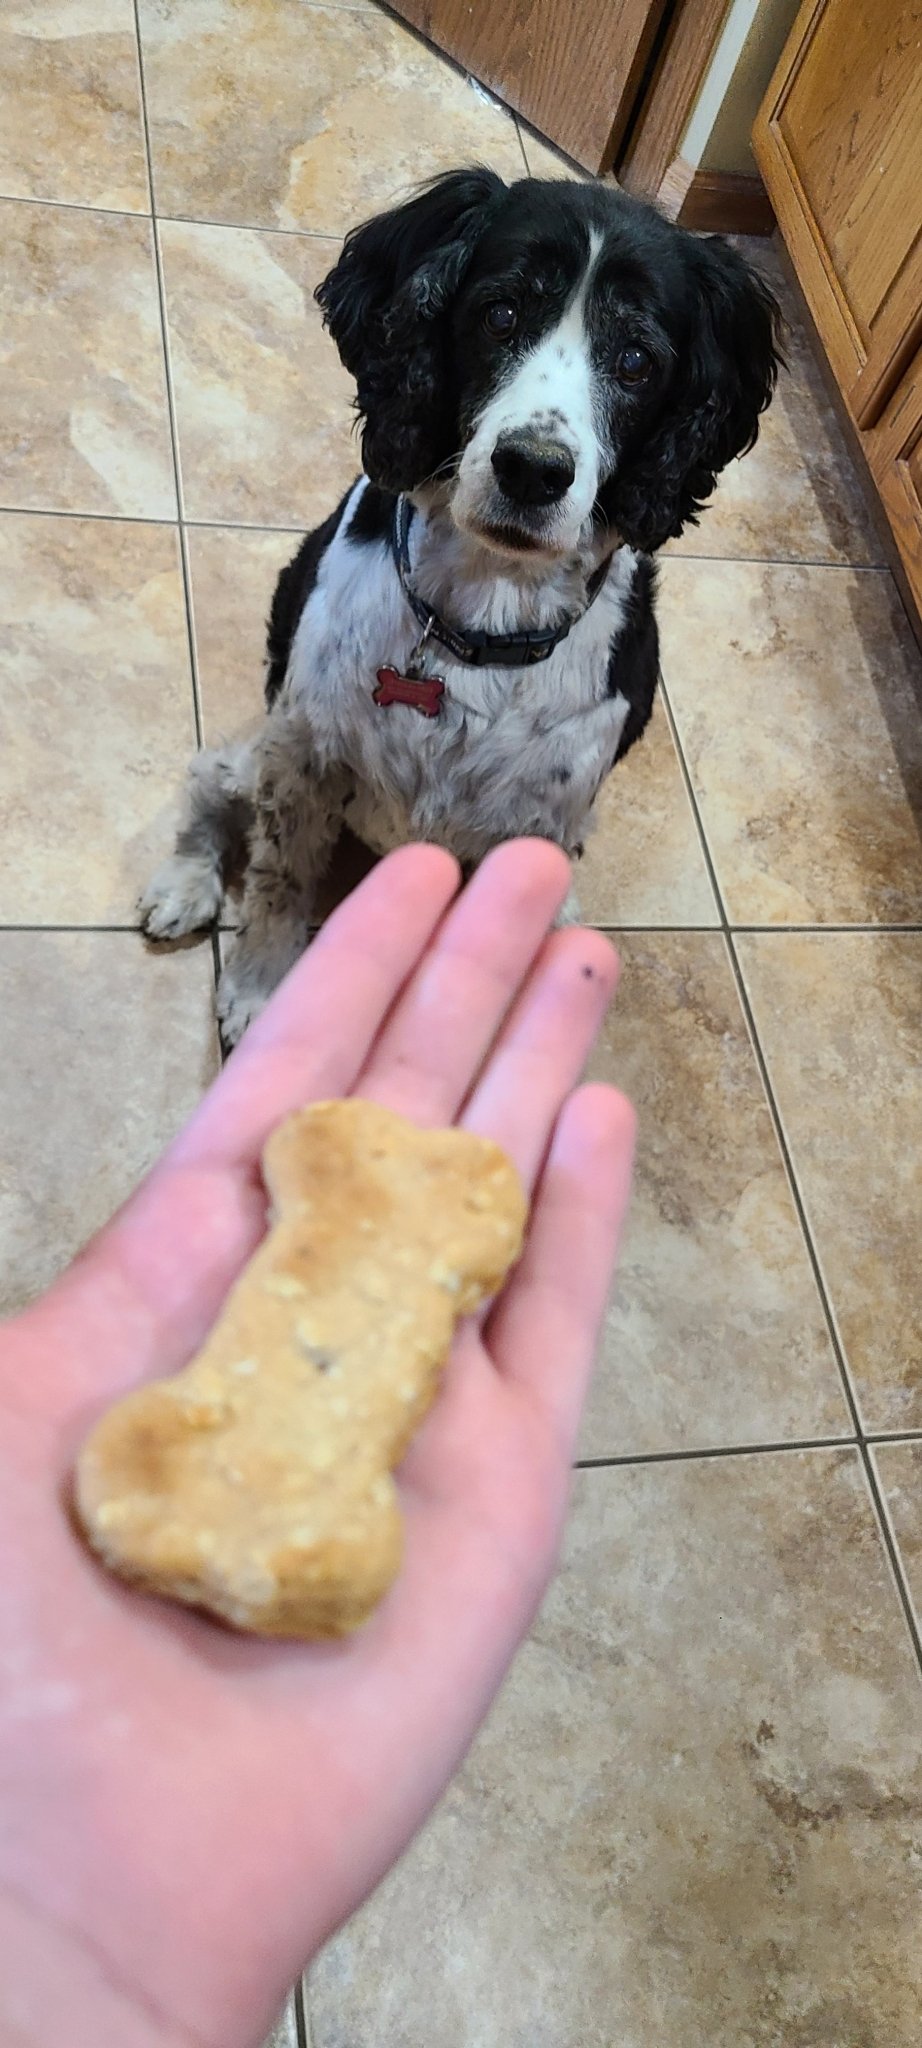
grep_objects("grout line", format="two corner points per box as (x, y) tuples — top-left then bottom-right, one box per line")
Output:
(725, 933), (864, 1436)
(576, 1434), (856, 1470)
(657, 661), (922, 1678)
(0, 923), (149, 936)
(0, 189), (150, 223)
(3, 910), (919, 940)
(666, 551), (889, 573)
(183, 516), (308, 535)
(862, 1451), (922, 1675)
(656, 671), (723, 922)
(0, 503), (176, 528)
(130, 1), (160, 217)
(867, 1429), (922, 1445)
(591, 924), (922, 937)
(131, 8), (185, 536)
(4, 921), (917, 942)
(0, 503), (904, 597)
(177, 525), (205, 742)
(157, 211), (341, 246)
(0, 505), (310, 535)
(730, 924), (922, 937)
(513, 119), (531, 177)
(133, 0), (222, 1018)
(586, 923), (721, 935)
(294, 1976), (312, 2048)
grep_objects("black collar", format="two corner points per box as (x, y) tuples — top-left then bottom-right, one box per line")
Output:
(391, 496), (613, 670)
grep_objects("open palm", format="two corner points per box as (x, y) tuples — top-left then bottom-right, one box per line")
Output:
(0, 842), (634, 2048)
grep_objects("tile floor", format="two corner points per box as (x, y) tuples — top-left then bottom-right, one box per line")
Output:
(2, 4), (922, 2043)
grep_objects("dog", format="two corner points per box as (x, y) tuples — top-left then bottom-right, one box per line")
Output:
(140, 170), (781, 1044)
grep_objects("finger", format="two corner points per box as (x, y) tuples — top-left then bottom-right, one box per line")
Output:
(461, 927), (618, 1193)
(486, 1084), (636, 1452)
(30, 848), (460, 1394)
(171, 844), (460, 1172)
(354, 840), (571, 1126)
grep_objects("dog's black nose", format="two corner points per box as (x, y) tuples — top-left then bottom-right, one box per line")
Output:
(491, 433), (576, 507)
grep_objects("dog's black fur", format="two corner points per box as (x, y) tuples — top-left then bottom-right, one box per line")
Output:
(316, 171), (782, 549)
(142, 173), (783, 1044)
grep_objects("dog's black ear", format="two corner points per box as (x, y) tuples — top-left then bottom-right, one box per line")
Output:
(316, 167), (505, 491)
(612, 234), (783, 551)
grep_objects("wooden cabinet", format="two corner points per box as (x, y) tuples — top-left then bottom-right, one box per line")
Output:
(386, 0), (670, 172)
(754, 0), (922, 621)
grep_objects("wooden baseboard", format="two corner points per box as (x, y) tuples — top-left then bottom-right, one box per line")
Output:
(656, 153), (698, 219)
(677, 166), (776, 235)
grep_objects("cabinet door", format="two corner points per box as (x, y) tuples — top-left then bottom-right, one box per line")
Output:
(754, 0), (922, 427)
(865, 354), (922, 620)
(386, 0), (668, 173)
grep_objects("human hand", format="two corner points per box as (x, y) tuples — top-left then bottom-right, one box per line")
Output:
(0, 841), (634, 2048)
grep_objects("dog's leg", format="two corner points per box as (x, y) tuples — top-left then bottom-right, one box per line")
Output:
(217, 726), (349, 1049)
(140, 742), (254, 941)
(553, 826), (592, 928)
(555, 884), (582, 927)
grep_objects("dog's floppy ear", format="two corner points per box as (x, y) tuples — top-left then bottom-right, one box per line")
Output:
(316, 167), (505, 491)
(612, 234), (783, 552)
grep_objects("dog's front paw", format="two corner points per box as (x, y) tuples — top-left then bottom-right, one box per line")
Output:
(216, 966), (268, 1050)
(554, 885), (582, 928)
(140, 856), (222, 941)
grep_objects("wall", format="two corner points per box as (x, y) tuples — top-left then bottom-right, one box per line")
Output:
(680, 0), (801, 176)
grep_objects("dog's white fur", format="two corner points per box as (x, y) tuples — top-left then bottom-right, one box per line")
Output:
(140, 173), (779, 1042)
(141, 479), (635, 1044)
(453, 232), (609, 553)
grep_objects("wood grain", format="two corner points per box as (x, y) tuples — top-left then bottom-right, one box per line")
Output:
(619, 0), (733, 199)
(754, 0), (922, 630)
(756, 0), (922, 420)
(677, 167), (775, 234)
(387, 0), (670, 172)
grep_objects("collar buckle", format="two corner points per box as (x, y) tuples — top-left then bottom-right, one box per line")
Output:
(405, 613), (439, 680)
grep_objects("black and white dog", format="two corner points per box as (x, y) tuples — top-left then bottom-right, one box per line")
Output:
(141, 171), (781, 1043)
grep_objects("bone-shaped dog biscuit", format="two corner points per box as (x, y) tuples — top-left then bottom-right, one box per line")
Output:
(74, 1100), (527, 1638)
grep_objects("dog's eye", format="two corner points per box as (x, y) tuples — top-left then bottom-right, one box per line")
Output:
(617, 344), (653, 385)
(482, 302), (518, 340)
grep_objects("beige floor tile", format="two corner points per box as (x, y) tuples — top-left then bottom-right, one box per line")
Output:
(0, 934), (217, 1315)
(310, 1449), (922, 2047)
(669, 245), (883, 568)
(660, 559), (922, 926)
(873, 1443), (922, 1630)
(0, 2), (148, 213)
(0, 199), (175, 517)
(739, 933), (922, 1433)
(581, 932), (844, 1456)
(186, 524), (304, 733)
(579, 700), (717, 928)
(161, 222), (357, 526)
(0, 513), (196, 921)
(138, 0), (525, 234)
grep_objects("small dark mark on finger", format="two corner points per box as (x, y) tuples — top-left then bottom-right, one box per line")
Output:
(581, 964), (595, 980)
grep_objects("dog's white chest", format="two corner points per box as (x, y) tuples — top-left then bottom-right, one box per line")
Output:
(285, 516), (635, 863)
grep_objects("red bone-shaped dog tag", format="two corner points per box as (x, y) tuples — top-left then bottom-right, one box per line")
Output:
(374, 666), (445, 719)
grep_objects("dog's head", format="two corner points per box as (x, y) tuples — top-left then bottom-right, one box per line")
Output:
(316, 170), (782, 557)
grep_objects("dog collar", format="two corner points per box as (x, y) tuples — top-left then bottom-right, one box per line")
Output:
(390, 495), (613, 670)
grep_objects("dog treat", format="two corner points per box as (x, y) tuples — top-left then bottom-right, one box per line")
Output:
(74, 1100), (526, 1639)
